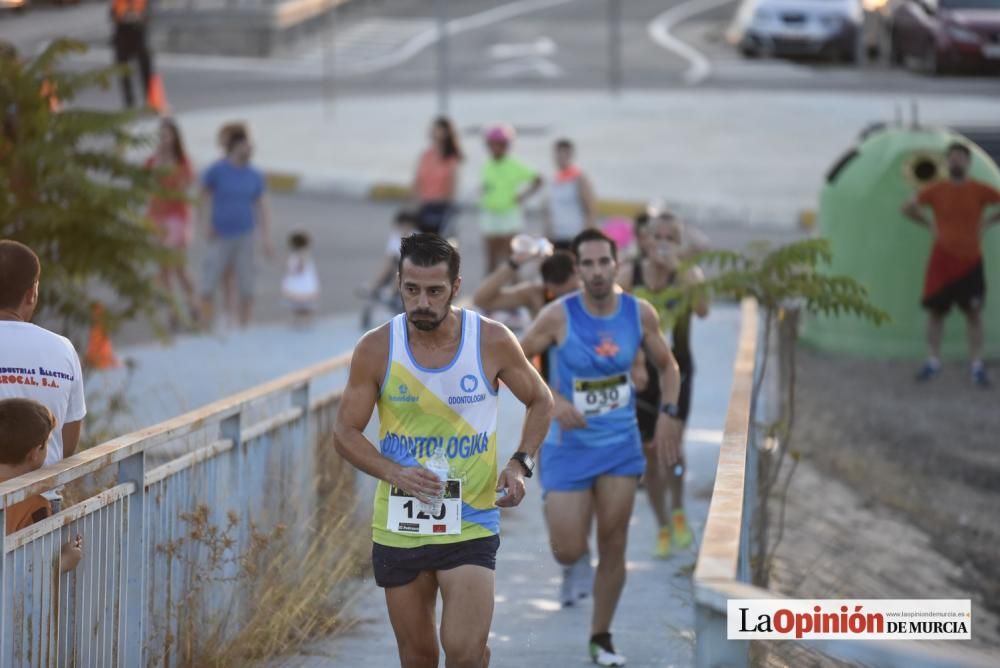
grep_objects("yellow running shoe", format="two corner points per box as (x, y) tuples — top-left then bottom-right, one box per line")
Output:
(672, 509), (693, 550)
(654, 526), (672, 559)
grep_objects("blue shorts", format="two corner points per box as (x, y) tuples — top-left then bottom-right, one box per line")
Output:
(539, 437), (646, 493)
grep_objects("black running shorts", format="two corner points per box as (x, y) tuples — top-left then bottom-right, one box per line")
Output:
(372, 535), (500, 588)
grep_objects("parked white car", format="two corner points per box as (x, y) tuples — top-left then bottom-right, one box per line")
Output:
(728, 0), (865, 61)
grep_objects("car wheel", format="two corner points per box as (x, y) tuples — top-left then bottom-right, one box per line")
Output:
(740, 45), (759, 59)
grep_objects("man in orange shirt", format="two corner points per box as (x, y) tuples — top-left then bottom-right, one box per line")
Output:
(902, 142), (1000, 387)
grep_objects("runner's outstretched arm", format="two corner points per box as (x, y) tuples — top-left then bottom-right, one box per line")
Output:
(518, 303), (585, 431)
(518, 300), (563, 359)
(483, 321), (553, 508)
(333, 327), (444, 503)
(473, 260), (542, 314)
(637, 299), (683, 470)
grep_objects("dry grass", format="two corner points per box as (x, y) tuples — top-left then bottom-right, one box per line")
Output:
(194, 440), (370, 667)
(203, 488), (368, 663)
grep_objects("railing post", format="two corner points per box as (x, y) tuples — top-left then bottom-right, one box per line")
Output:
(219, 409), (244, 636)
(0, 504), (6, 663)
(695, 602), (748, 668)
(119, 451), (146, 667)
(290, 382), (313, 534)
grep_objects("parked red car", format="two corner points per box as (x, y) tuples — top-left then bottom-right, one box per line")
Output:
(890, 0), (1000, 73)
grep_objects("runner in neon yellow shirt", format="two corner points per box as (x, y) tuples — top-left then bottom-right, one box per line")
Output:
(334, 233), (552, 668)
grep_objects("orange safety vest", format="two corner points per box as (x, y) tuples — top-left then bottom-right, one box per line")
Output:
(112, 0), (146, 21)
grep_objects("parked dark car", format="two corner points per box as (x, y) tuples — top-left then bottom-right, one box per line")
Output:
(890, 0), (1000, 73)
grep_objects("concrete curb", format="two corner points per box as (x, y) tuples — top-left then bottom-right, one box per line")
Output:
(262, 168), (816, 230)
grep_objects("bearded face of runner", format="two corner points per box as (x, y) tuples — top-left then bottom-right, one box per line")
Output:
(399, 258), (458, 332)
(576, 239), (617, 301)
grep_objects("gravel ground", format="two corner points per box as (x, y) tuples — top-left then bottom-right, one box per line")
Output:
(762, 346), (1000, 664)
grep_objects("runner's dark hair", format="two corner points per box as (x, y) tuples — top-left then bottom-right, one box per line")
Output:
(541, 251), (576, 285)
(571, 228), (617, 263)
(398, 233), (461, 283)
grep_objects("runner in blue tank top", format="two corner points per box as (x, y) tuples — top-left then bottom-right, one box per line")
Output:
(521, 229), (684, 667)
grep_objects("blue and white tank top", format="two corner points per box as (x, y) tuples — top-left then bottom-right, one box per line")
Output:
(373, 309), (500, 547)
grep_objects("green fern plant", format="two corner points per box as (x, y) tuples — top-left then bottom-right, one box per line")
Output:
(680, 238), (889, 586)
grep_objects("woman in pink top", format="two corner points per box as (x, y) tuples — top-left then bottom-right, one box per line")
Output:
(146, 117), (196, 324)
(413, 116), (463, 237)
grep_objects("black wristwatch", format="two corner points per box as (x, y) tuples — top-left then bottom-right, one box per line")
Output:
(510, 452), (535, 478)
(660, 403), (681, 419)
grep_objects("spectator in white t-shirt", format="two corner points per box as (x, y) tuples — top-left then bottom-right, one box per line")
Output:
(0, 241), (87, 475)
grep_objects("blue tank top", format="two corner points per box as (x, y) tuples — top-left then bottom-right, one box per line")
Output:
(546, 292), (642, 448)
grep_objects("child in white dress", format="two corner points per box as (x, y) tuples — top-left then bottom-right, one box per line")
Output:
(281, 231), (320, 324)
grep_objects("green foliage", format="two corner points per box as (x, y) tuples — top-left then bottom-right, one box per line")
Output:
(1, 39), (167, 339)
(683, 238), (890, 325)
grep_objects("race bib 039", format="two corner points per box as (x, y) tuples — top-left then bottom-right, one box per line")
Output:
(573, 373), (631, 417)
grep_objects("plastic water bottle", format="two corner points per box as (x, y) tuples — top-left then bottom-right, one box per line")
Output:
(510, 234), (554, 259)
(510, 233), (536, 256)
(423, 445), (451, 516)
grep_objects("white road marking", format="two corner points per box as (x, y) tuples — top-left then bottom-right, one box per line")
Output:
(72, 0), (582, 78)
(335, 0), (581, 77)
(648, 0), (737, 84)
(488, 36), (557, 59)
(486, 56), (563, 79)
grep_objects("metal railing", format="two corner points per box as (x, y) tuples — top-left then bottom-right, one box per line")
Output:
(693, 299), (995, 668)
(0, 352), (350, 667)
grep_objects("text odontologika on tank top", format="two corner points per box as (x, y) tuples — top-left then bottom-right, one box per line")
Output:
(379, 432), (492, 460)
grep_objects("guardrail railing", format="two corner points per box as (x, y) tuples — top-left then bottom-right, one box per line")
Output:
(0, 352), (350, 667)
(693, 299), (994, 668)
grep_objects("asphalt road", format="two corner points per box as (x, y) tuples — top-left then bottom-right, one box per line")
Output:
(3, 0), (998, 115)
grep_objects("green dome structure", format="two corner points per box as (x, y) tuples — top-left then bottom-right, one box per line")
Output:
(801, 126), (1000, 358)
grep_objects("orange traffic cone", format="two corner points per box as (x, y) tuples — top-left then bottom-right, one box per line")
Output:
(147, 73), (169, 114)
(85, 303), (121, 370)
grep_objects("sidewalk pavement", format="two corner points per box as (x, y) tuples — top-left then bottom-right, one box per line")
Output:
(85, 313), (361, 439)
(87, 298), (740, 667)
(172, 90), (1000, 229)
(262, 303), (742, 668)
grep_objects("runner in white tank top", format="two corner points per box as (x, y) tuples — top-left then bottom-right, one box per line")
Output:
(334, 234), (552, 668)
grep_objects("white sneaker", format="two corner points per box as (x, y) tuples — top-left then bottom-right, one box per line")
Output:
(590, 642), (626, 666)
(559, 565), (576, 607)
(571, 553), (593, 601)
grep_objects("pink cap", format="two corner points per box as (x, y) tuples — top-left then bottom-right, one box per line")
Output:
(485, 124), (515, 144)
(601, 218), (635, 250)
